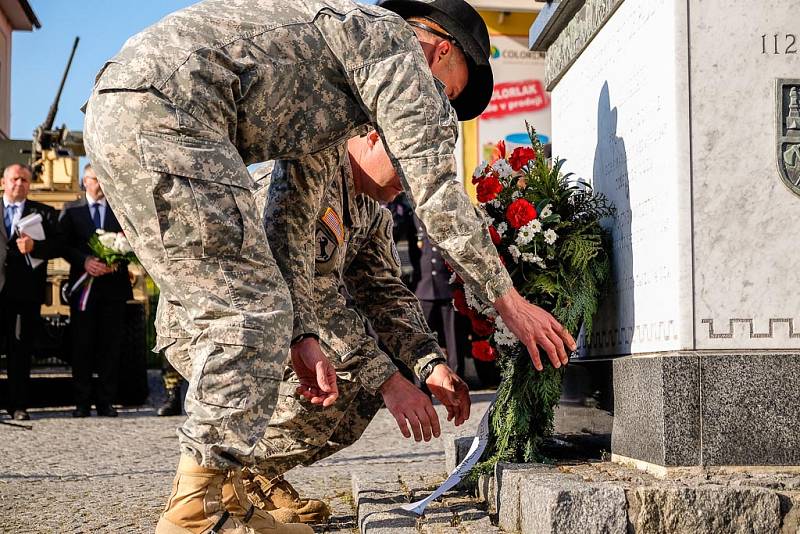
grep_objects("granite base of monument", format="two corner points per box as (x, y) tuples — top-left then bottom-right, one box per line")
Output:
(611, 352), (800, 474)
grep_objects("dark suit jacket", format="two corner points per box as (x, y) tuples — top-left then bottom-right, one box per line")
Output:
(413, 216), (452, 301)
(59, 198), (133, 304)
(0, 199), (62, 304)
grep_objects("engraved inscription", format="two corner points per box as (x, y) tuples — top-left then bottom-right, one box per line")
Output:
(544, 0), (625, 89)
(761, 33), (798, 55)
(701, 318), (800, 340)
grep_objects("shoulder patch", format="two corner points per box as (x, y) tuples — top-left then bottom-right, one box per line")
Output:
(321, 207), (345, 245)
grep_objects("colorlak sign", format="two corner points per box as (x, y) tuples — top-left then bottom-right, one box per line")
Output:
(478, 35), (551, 161)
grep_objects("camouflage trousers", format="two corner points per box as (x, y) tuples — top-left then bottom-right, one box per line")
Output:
(84, 88), (293, 469)
(159, 335), (384, 478)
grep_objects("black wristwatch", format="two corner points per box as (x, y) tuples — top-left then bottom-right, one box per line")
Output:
(418, 357), (447, 383)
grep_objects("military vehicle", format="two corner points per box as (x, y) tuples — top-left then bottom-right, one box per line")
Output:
(0, 38), (152, 406)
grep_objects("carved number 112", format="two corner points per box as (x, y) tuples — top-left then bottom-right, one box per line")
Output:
(762, 33), (798, 54)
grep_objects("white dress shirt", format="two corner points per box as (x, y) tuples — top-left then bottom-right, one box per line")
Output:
(86, 193), (107, 229)
(3, 196), (26, 236)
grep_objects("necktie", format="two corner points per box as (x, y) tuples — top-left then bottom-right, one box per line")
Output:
(92, 204), (102, 229)
(5, 204), (17, 237)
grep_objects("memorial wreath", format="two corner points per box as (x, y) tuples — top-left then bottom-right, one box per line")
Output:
(451, 126), (614, 474)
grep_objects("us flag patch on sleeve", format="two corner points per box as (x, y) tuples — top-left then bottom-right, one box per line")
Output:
(321, 207), (344, 245)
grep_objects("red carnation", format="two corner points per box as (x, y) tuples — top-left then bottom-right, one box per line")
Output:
(488, 226), (501, 245)
(506, 198), (538, 229)
(476, 176), (503, 203)
(471, 340), (497, 362)
(509, 146), (536, 171)
(452, 288), (470, 315)
(470, 315), (495, 337)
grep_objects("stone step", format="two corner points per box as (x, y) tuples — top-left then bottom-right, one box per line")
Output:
(445, 436), (800, 533)
(352, 471), (500, 534)
(491, 461), (798, 534)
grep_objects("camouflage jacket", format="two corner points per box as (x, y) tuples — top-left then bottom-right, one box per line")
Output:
(92, 0), (512, 339)
(254, 149), (443, 394)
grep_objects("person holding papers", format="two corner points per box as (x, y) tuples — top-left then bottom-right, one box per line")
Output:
(0, 164), (62, 421)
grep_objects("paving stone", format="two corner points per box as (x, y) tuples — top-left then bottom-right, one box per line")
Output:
(0, 385), (494, 534)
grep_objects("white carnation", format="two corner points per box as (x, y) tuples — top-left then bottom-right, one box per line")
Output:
(543, 229), (558, 245)
(493, 316), (518, 347)
(507, 245), (521, 262)
(473, 162), (488, 180)
(522, 253), (547, 268)
(464, 285), (482, 311)
(491, 159), (513, 179)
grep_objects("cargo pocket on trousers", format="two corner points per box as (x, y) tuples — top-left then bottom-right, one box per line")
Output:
(138, 131), (258, 260)
(195, 326), (278, 410)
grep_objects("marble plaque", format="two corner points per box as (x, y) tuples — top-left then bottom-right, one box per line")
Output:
(553, 0), (693, 356)
(552, 0), (800, 355)
(689, 1), (800, 350)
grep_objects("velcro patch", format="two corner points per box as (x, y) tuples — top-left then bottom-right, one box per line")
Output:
(321, 207), (344, 245)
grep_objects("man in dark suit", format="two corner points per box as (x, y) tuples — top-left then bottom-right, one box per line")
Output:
(59, 163), (132, 417)
(1, 164), (62, 420)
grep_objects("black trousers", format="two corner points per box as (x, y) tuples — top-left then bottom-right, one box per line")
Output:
(70, 299), (126, 408)
(0, 298), (38, 412)
(420, 299), (470, 377)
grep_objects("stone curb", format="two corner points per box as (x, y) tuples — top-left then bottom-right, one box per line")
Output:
(352, 471), (500, 534)
(352, 473), (418, 534)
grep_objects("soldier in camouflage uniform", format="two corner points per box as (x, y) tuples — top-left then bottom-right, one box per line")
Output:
(157, 132), (470, 522)
(83, 0), (574, 532)
(253, 131), (470, 521)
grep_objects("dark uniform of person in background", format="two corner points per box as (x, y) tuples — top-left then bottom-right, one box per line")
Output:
(59, 164), (132, 418)
(0, 164), (62, 421)
(413, 216), (470, 377)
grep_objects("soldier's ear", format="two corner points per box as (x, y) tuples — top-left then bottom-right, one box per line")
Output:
(367, 130), (381, 148)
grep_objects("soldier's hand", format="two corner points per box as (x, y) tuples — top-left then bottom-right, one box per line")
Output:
(494, 288), (576, 371)
(379, 371), (441, 442)
(16, 233), (33, 255)
(425, 364), (471, 426)
(290, 337), (339, 407)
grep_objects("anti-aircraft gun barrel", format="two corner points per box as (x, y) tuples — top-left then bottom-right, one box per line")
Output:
(41, 36), (79, 134)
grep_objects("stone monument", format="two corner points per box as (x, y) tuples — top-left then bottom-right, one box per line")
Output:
(531, 0), (800, 472)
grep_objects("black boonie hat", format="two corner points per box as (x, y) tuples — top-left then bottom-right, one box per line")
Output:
(379, 0), (494, 121)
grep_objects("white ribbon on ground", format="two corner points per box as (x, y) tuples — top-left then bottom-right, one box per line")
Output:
(401, 394), (496, 516)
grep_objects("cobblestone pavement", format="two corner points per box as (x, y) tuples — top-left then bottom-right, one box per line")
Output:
(0, 381), (494, 534)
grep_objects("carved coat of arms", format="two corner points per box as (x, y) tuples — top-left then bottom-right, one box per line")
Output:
(777, 79), (800, 196)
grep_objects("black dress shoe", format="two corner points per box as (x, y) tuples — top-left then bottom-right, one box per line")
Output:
(157, 386), (183, 416)
(12, 409), (30, 421)
(72, 406), (91, 418)
(96, 405), (118, 417)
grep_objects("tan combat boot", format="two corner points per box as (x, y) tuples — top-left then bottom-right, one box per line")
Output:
(243, 472), (331, 524)
(155, 455), (312, 534)
(222, 470), (304, 527)
(155, 454), (256, 534)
